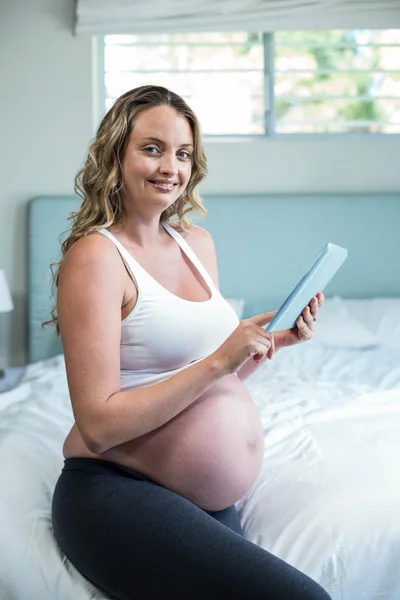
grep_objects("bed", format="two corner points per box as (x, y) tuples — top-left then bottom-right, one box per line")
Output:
(1, 195), (400, 599)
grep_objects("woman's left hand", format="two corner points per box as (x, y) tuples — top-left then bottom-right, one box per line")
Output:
(275, 292), (325, 349)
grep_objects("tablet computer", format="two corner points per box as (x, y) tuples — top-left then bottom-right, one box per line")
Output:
(264, 243), (348, 333)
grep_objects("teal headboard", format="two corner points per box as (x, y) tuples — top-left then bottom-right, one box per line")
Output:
(29, 197), (81, 363)
(29, 194), (400, 363)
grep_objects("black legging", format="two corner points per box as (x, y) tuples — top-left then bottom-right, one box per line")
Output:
(52, 458), (332, 600)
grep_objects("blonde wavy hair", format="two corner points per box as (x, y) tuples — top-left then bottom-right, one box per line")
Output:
(44, 85), (208, 332)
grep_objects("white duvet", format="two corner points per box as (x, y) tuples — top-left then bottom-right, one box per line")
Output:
(238, 343), (400, 600)
(1, 341), (400, 599)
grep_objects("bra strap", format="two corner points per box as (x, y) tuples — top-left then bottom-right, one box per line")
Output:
(97, 229), (146, 289)
(161, 222), (217, 291)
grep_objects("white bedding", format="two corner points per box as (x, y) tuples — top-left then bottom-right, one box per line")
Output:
(239, 343), (400, 600)
(1, 311), (400, 599)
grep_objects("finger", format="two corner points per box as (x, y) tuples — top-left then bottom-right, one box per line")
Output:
(296, 315), (313, 340)
(249, 311), (277, 328)
(297, 317), (313, 340)
(255, 325), (276, 340)
(252, 346), (269, 363)
(302, 305), (315, 329)
(308, 297), (319, 321)
(316, 292), (325, 307)
(250, 337), (272, 363)
(254, 330), (275, 360)
(266, 334), (275, 359)
(253, 353), (265, 363)
(253, 333), (272, 350)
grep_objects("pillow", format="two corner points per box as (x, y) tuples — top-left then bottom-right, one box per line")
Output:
(226, 298), (245, 320)
(374, 299), (400, 348)
(312, 296), (380, 349)
(345, 298), (400, 349)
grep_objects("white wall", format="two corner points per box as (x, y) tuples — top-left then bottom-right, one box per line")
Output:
(202, 136), (400, 194)
(0, 0), (92, 365)
(1, 0), (400, 365)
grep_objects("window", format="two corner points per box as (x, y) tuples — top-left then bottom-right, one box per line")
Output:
(102, 30), (400, 135)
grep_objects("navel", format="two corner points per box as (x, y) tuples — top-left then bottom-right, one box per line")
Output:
(247, 438), (258, 453)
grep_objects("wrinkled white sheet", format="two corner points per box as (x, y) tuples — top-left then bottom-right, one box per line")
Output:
(241, 343), (400, 600)
(1, 345), (400, 599)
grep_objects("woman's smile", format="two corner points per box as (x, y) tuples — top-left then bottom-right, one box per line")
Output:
(148, 179), (179, 192)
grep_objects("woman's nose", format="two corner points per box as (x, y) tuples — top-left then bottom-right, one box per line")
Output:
(159, 153), (178, 176)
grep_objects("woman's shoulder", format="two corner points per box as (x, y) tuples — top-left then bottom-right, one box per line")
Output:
(58, 231), (128, 306)
(168, 221), (214, 247)
(61, 231), (122, 274)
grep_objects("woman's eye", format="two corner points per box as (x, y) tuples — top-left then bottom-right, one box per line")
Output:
(144, 147), (159, 154)
(178, 151), (190, 159)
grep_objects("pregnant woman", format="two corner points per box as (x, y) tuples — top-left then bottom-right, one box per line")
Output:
(50, 85), (330, 600)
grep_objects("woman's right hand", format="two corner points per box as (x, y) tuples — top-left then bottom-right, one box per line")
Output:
(210, 315), (275, 375)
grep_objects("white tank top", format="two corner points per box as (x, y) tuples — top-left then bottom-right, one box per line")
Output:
(98, 223), (240, 391)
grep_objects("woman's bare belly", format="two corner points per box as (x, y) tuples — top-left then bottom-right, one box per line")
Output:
(63, 374), (264, 511)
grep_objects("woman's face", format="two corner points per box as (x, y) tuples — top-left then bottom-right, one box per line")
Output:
(122, 105), (194, 217)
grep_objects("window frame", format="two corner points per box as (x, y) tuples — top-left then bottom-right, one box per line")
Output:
(96, 33), (400, 140)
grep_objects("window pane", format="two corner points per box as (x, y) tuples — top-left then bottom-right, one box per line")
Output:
(104, 33), (264, 135)
(106, 71), (264, 135)
(105, 42), (263, 73)
(276, 98), (400, 133)
(276, 44), (400, 73)
(274, 29), (400, 134)
(275, 72), (400, 100)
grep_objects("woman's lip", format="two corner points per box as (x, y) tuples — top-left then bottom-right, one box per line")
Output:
(149, 180), (178, 185)
(149, 181), (179, 192)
